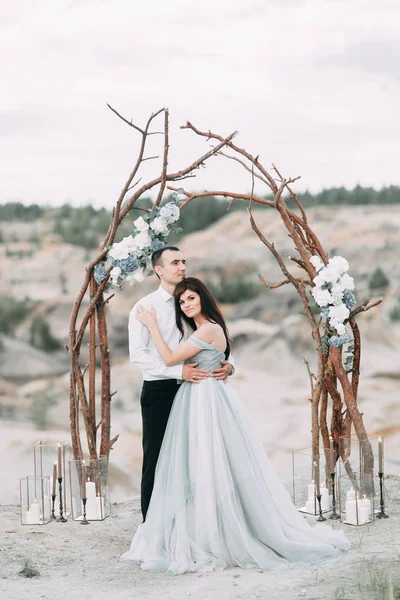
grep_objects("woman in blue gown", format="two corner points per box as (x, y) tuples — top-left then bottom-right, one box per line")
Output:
(122, 278), (350, 574)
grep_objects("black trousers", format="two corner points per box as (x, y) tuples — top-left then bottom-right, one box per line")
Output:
(140, 379), (181, 521)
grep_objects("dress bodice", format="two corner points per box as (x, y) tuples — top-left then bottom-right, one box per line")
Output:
(185, 334), (225, 372)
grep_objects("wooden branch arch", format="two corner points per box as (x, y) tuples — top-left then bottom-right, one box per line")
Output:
(69, 108), (382, 488)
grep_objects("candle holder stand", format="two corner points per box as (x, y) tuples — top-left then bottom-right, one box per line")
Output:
(51, 495), (56, 519)
(329, 472), (340, 520)
(69, 456), (110, 521)
(338, 471), (374, 526)
(33, 441), (72, 517)
(291, 446), (330, 516)
(316, 495), (327, 521)
(56, 477), (67, 522)
(20, 476), (51, 525)
(375, 472), (389, 519)
(81, 498), (89, 525)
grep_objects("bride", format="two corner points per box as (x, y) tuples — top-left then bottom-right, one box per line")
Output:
(122, 277), (350, 573)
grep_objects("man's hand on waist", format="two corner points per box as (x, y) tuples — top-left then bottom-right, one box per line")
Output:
(182, 363), (209, 384)
(210, 361), (233, 383)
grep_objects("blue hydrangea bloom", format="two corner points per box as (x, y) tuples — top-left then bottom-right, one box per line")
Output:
(321, 306), (330, 319)
(343, 290), (356, 309)
(328, 331), (351, 347)
(94, 263), (108, 284)
(113, 255), (140, 273)
(150, 238), (166, 252)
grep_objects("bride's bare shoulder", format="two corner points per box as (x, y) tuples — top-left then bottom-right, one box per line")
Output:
(194, 323), (224, 342)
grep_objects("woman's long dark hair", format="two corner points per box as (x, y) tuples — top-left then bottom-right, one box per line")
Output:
(174, 277), (231, 360)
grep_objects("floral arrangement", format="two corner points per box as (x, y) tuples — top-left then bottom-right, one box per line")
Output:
(310, 255), (356, 347)
(94, 201), (181, 289)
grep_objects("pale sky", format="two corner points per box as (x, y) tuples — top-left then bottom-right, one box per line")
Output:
(1, 0), (399, 208)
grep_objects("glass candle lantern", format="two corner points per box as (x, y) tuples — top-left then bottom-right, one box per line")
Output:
(20, 476), (51, 525)
(33, 441), (72, 517)
(339, 432), (383, 513)
(292, 446), (331, 515)
(69, 456), (110, 521)
(338, 471), (375, 526)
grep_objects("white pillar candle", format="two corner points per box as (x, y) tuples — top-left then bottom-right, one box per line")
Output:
(96, 495), (105, 519)
(26, 502), (41, 524)
(307, 482), (315, 501)
(84, 482), (98, 520)
(345, 498), (357, 524)
(321, 487), (330, 511)
(378, 437), (383, 473)
(346, 495), (370, 525)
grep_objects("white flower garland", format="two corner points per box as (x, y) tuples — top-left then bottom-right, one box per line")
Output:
(94, 200), (181, 290)
(310, 255), (356, 346)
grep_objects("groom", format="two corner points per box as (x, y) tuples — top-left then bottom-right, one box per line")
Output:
(129, 246), (234, 520)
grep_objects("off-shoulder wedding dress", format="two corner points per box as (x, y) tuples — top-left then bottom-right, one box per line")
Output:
(122, 335), (350, 574)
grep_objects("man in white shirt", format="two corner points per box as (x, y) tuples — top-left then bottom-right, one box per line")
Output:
(129, 246), (234, 520)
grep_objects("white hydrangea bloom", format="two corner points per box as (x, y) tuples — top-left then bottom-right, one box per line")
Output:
(121, 235), (138, 253)
(339, 273), (355, 291)
(310, 255), (324, 271)
(108, 241), (130, 260)
(133, 216), (149, 232)
(329, 304), (350, 323)
(133, 230), (151, 249)
(329, 256), (349, 274)
(331, 281), (346, 295)
(132, 268), (145, 282)
(320, 265), (341, 284)
(312, 288), (333, 307)
(150, 217), (169, 235)
(313, 274), (325, 288)
(110, 266), (122, 283)
(334, 322), (346, 335)
(125, 273), (136, 286)
(159, 203), (180, 224)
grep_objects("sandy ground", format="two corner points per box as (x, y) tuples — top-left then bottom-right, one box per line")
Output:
(1, 477), (399, 600)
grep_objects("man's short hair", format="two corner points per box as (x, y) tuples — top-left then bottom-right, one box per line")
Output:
(151, 246), (181, 270)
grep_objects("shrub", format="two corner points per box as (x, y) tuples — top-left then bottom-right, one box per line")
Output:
(389, 305), (400, 322)
(28, 386), (57, 429)
(29, 316), (61, 352)
(204, 274), (261, 304)
(369, 267), (390, 290)
(0, 296), (32, 334)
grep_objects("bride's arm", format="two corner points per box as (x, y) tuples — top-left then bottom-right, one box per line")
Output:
(136, 305), (199, 366)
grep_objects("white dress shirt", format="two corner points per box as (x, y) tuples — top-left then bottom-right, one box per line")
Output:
(129, 285), (185, 381)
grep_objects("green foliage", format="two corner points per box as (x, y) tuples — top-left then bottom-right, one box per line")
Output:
(204, 274), (261, 304)
(53, 205), (109, 249)
(166, 195), (233, 238)
(0, 295), (32, 334)
(295, 184), (400, 208)
(320, 334), (330, 355)
(332, 563), (400, 600)
(18, 559), (40, 578)
(389, 304), (400, 322)
(29, 316), (61, 352)
(28, 385), (58, 429)
(369, 267), (390, 290)
(113, 397), (125, 411)
(0, 202), (44, 221)
(5, 248), (33, 259)
(1, 185), (400, 248)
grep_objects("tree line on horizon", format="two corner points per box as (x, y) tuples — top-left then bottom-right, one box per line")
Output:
(0, 184), (399, 249)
